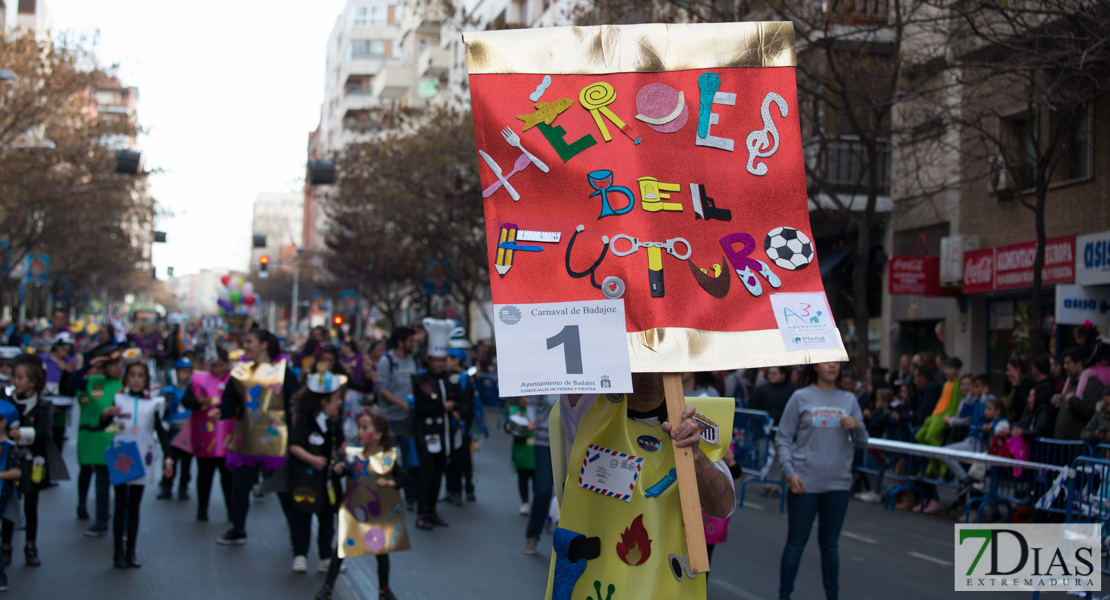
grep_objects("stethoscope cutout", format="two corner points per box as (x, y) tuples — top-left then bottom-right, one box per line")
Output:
(565, 225), (626, 299)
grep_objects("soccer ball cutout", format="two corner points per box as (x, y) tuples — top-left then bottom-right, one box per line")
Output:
(764, 227), (814, 271)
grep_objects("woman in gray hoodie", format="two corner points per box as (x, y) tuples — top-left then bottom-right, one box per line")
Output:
(775, 362), (869, 600)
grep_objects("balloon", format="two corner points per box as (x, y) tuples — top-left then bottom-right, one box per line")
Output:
(230, 290), (242, 305)
(243, 293), (257, 306)
(220, 275), (231, 287)
(242, 282), (254, 296)
(218, 308), (226, 317)
(217, 298), (233, 311)
(228, 278), (241, 291)
(218, 287), (230, 301)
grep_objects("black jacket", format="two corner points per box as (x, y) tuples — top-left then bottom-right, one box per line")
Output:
(411, 369), (467, 454)
(747, 381), (796, 425)
(3, 392), (65, 488)
(288, 411), (343, 514)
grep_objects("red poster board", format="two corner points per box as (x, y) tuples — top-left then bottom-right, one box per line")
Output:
(465, 24), (846, 371)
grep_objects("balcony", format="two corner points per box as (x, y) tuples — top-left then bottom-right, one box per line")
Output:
(806, 136), (891, 196)
(826, 0), (889, 25)
(418, 44), (450, 78)
(371, 66), (414, 100)
(342, 91), (378, 115)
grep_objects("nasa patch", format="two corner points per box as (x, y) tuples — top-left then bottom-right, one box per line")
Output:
(637, 435), (662, 452)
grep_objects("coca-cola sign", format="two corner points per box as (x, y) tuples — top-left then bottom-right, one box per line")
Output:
(889, 256), (959, 296)
(962, 236), (1075, 294)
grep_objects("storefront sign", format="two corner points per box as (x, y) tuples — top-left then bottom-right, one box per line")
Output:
(963, 236), (1075, 294)
(1055, 284), (1110, 326)
(1076, 230), (1110, 286)
(888, 256), (960, 297)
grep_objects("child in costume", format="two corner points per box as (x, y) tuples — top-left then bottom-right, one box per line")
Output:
(41, 332), (78, 453)
(288, 371), (347, 574)
(2, 355), (68, 567)
(0, 401), (23, 592)
(316, 410), (408, 600)
(181, 349), (234, 522)
(71, 343), (124, 536)
(508, 397), (536, 515)
(102, 361), (173, 568)
(158, 358), (195, 500)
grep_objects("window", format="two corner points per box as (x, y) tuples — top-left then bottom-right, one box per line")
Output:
(349, 39), (386, 60)
(1003, 114), (1036, 190)
(352, 5), (387, 26)
(1051, 104), (1091, 184)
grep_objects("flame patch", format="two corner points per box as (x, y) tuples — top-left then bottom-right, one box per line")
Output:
(615, 514), (652, 566)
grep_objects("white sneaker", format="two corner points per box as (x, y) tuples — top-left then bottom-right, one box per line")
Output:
(292, 555), (307, 573)
(317, 558), (347, 573)
(520, 502), (530, 516)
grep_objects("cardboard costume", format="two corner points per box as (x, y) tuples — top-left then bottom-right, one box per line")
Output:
(110, 393), (167, 487)
(78, 374), (122, 466)
(546, 395), (732, 600)
(172, 372), (235, 458)
(227, 360), (289, 458)
(337, 447), (410, 558)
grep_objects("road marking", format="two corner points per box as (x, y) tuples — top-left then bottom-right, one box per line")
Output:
(710, 577), (766, 600)
(740, 501), (765, 510)
(842, 530), (879, 544)
(908, 551), (953, 566)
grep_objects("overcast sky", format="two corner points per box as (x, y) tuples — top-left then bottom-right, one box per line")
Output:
(49, 0), (348, 277)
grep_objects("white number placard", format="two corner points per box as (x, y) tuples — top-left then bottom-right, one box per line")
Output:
(492, 300), (633, 397)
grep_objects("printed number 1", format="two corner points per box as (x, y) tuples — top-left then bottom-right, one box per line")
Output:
(546, 325), (583, 374)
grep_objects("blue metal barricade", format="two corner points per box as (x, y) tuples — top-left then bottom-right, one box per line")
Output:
(1030, 439), (1089, 515)
(733, 408), (785, 512)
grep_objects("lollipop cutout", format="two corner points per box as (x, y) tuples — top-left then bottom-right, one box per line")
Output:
(579, 82), (640, 145)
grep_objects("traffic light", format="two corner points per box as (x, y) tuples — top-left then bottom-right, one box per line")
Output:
(332, 315), (343, 326)
(259, 254), (270, 279)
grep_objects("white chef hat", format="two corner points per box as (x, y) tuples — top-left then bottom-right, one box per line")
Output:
(423, 318), (463, 358)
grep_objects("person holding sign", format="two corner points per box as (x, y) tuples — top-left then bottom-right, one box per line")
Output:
(774, 362), (869, 600)
(549, 375), (735, 600)
(463, 21), (851, 600)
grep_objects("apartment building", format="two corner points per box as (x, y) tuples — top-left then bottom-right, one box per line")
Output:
(882, 12), (1110, 382)
(2, 0), (49, 37)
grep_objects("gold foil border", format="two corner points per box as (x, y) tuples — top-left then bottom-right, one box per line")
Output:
(464, 22), (796, 75)
(628, 327), (847, 372)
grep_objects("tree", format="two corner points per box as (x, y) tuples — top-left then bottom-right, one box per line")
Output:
(321, 107), (487, 333)
(0, 33), (153, 316)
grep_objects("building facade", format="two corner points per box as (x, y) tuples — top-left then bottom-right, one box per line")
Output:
(251, 192), (304, 270)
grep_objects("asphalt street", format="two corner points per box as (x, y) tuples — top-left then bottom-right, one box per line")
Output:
(2, 412), (1102, 599)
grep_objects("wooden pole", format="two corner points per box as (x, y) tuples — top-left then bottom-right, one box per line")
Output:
(662, 372), (710, 573)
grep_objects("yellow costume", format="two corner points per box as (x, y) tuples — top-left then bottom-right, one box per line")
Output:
(338, 447), (410, 558)
(546, 395), (731, 600)
(228, 360), (289, 457)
